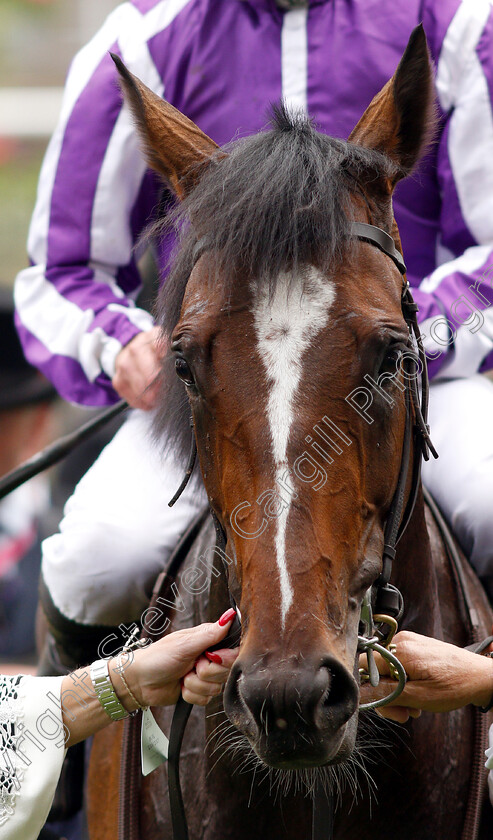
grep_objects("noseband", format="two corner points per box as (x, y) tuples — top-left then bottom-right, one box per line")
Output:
(164, 221), (438, 840)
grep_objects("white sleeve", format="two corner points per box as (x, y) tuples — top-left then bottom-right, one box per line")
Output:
(418, 0), (493, 380)
(14, 2), (163, 404)
(0, 675), (66, 840)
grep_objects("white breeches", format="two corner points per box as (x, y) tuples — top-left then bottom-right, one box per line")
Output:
(42, 376), (493, 626)
(422, 374), (493, 580)
(42, 410), (207, 625)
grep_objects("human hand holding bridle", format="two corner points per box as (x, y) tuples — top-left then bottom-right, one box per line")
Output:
(61, 611), (239, 748)
(359, 629), (493, 723)
(116, 610), (239, 710)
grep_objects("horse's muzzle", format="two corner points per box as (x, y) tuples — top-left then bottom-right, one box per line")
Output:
(223, 654), (359, 768)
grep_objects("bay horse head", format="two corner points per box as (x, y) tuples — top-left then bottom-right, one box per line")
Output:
(114, 25), (435, 770)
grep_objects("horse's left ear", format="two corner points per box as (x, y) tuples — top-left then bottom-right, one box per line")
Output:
(348, 24), (435, 186)
(111, 54), (219, 199)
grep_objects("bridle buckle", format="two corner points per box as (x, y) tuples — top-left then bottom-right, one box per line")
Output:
(358, 590), (407, 708)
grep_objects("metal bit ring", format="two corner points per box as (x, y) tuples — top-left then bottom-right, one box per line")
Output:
(358, 637), (407, 710)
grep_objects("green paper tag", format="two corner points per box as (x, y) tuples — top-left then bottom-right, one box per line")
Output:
(141, 707), (169, 776)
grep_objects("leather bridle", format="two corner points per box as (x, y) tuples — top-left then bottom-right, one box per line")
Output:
(176, 220), (437, 615)
(163, 221), (438, 840)
(351, 224), (437, 614)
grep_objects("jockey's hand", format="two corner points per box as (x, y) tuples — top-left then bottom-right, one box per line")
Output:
(359, 630), (493, 723)
(112, 326), (165, 410)
(114, 609), (239, 709)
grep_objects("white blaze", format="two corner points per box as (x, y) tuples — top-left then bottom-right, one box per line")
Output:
(253, 267), (336, 625)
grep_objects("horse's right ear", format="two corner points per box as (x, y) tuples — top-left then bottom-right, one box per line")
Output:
(111, 54), (219, 200)
(348, 25), (436, 186)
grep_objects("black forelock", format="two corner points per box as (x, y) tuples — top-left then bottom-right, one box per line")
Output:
(152, 103), (397, 465)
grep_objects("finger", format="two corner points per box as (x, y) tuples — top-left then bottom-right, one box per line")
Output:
(196, 648), (239, 678)
(181, 687), (214, 706)
(139, 376), (162, 410)
(112, 371), (152, 410)
(181, 676), (222, 706)
(183, 671), (224, 697)
(117, 390), (146, 411)
(361, 677), (429, 714)
(358, 651), (391, 677)
(113, 328), (163, 405)
(171, 612), (237, 662)
(150, 332), (167, 361)
(408, 708), (422, 718)
(377, 706), (421, 722)
(376, 706), (412, 723)
(359, 677), (402, 705)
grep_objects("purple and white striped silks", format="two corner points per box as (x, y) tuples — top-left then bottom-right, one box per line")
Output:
(14, 0), (493, 404)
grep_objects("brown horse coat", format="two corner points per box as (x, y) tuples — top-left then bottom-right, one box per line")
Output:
(88, 27), (493, 840)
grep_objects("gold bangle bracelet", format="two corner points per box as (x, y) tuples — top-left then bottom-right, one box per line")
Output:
(116, 651), (147, 713)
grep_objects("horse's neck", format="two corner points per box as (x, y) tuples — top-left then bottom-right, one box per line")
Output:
(392, 487), (442, 637)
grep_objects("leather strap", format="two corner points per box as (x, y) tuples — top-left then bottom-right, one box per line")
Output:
(191, 222), (407, 277)
(350, 222), (407, 274)
(168, 420), (197, 508)
(312, 780), (334, 840)
(118, 508), (210, 840)
(465, 635), (493, 656)
(168, 698), (193, 840)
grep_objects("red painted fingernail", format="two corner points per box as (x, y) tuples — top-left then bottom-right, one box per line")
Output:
(218, 608), (236, 627)
(205, 651), (223, 665)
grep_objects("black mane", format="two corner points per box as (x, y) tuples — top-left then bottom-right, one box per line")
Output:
(153, 104), (397, 465)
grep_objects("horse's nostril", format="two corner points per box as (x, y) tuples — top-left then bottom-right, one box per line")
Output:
(317, 659), (359, 729)
(232, 656), (358, 741)
(324, 665), (349, 709)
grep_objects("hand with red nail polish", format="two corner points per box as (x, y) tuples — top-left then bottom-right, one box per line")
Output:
(218, 607), (236, 626)
(205, 651), (223, 664)
(120, 611), (239, 709)
(181, 611), (239, 705)
(181, 646), (238, 706)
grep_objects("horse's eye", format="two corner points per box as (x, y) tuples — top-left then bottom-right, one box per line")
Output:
(378, 345), (404, 380)
(175, 357), (194, 386)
